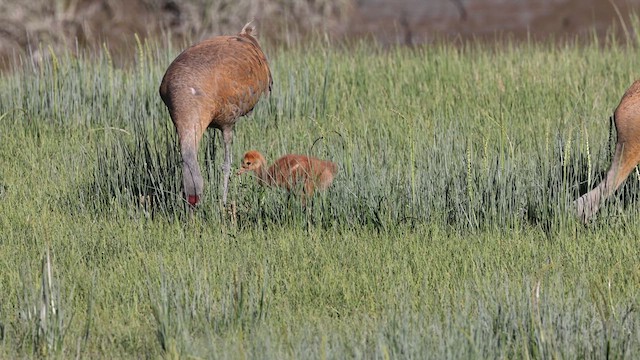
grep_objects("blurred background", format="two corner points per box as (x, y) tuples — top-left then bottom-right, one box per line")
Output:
(1, 0), (640, 70)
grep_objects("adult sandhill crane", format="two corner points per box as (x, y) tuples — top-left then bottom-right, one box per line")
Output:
(159, 21), (272, 207)
(237, 150), (338, 200)
(575, 80), (640, 221)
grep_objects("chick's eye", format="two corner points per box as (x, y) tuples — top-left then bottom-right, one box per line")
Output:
(246, 161), (252, 166)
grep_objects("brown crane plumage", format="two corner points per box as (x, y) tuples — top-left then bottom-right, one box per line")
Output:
(575, 80), (640, 221)
(159, 21), (272, 207)
(237, 150), (338, 199)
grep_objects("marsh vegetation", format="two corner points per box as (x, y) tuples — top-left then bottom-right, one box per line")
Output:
(1, 27), (640, 358)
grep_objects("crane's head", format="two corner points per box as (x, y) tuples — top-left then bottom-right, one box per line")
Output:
(184, 181), (203, 207)
(237, 150), (266, 175)
(181, 152), (204, 207)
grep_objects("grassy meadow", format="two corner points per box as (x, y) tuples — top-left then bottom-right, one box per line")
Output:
(1, 28), (640, 358)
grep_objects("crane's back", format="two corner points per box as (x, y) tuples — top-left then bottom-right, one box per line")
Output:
(615, 80), (640, 144)
(159, 27), (272, 130)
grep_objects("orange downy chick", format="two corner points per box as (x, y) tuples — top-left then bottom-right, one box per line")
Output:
(237, 150), (338, 198)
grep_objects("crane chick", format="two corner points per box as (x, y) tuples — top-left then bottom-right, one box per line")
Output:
(159, 21), (272, 207)
(575, 80), (640, 221)
(237, 150), (338, 199)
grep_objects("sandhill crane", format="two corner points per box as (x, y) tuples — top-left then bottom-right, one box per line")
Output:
(159, 21), (272, 207)
(237, 150), (338, 200)
(575, 80), (640, 221)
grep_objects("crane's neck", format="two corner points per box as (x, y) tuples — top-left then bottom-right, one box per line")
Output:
(181, 148), (203, 206)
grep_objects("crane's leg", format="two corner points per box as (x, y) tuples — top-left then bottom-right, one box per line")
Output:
(221, 128), (234, 206)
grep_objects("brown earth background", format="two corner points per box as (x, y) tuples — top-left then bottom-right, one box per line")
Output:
(2, 0), (640, 70)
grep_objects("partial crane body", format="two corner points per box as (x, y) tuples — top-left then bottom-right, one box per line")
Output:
(159, 22), (272, 207)
(237, 150), (338, 199)
(576, 80), (640, 221)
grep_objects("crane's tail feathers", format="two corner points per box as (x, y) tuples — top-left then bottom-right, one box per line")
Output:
(241, 20), (256, 36)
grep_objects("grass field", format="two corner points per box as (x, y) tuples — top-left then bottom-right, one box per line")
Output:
(1, 27), (640, 358)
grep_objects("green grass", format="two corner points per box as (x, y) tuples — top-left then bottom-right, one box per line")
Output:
(1, 29), (640, 358)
